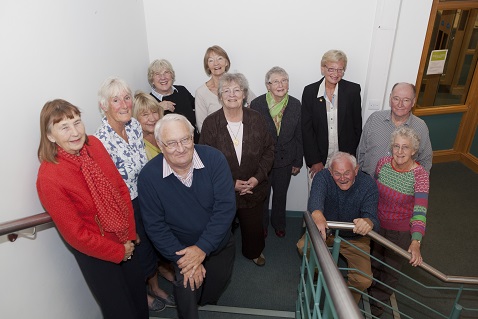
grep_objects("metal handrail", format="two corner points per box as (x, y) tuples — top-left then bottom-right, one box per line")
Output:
(2, 213), (477, 287)
(327, 221), (478, 286)
(0, 212), (52, 241)
(303, 212), (363, 318)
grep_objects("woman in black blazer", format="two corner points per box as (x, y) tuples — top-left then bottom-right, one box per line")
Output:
(301, 49), (362, 181)
(250, 66), (303, 238)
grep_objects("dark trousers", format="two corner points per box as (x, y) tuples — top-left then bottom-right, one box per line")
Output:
(263, 164), (292, 232)
(132, 198), (159, 280)
(237, 202), (265, 259)
(71, 247), (149, 319)
(369, 228), (411, 306)
(173, 234), (235, 319)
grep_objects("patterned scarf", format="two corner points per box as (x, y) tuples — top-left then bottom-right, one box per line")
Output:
(267, 91), (289, 135)
(58, 146), (130, 243)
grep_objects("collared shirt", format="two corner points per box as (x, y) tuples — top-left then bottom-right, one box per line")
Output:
(357, 110), (433, 176)
(162, 149), (205, 187)
(95, 117), (148, 200)
(318, 81), (339, 167)
(151, 86), (178, 101)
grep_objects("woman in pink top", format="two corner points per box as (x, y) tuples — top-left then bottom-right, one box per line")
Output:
(368, 126), (429, 317)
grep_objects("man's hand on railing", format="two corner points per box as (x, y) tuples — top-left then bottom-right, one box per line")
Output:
(311, 210), (328, 241)
(352, 218), (373, 236)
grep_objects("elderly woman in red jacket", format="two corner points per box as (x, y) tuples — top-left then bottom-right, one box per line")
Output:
(36, 99), (148, 319)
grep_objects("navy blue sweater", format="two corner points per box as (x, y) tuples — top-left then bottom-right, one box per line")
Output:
(138, 145), (236, 262)
(308, 169), (379, 238)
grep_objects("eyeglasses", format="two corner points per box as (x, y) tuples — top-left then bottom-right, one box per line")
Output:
(268, 79), (289, 86)
(331, 171), (353, 179)
(392, 144), (411, 152)
(161, 136), (193, 150)
(324, 65), (345, 75)
(221, 88), (243, 96)
(391, 96), (413, 106)
(153, 71), (172, 78)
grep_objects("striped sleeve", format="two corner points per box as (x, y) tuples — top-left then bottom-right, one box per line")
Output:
(410, 165), (429, 241)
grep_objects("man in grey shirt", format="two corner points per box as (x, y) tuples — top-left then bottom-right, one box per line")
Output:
(357, 82), (432, 176)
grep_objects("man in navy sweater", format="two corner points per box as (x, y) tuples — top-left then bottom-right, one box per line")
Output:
(308, 151), (379, 303)
(138, 114), (236, 319)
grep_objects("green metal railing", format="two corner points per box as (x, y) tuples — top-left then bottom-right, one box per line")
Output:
(296, 212), (362, 319)
(297, 214), (478, 319)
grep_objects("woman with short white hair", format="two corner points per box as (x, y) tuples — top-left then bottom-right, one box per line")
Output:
(369, 126), (429, 317)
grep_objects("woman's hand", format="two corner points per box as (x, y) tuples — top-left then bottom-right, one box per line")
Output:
(235, 177), (258, 195)
(408, 240), (422, 267)
(309, 162), (324, 179)
(246, 177), (258, 189)
(291, 167), (301, 176)
(123, 240), (135, 261)
(159, 101), (176, 112)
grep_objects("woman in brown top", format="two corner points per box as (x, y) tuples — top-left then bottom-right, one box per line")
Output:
(199, 73), (274, 266)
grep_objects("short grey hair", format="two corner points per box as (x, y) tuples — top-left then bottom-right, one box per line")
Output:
(97, 77), (132, 115)
(148, 59), (176, 87)
(264, 66), (289, 86)
(217, 73), (250, 107)
(154, 113), (194, 143)
(390, 126), (420, 158)
(329, 151), (357, 170)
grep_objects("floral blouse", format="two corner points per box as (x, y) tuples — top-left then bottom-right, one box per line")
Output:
(95, 117), (147, 200)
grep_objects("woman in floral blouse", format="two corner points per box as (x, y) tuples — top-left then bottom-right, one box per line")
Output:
(95, 77), (173, 312)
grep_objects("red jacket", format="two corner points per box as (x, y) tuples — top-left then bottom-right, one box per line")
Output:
(36, 136), (136, 263)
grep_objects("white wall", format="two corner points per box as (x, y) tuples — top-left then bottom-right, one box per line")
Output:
(0, 1), (150, 318)
(0, 0), (433, 318)
(143, 0), (377, 106)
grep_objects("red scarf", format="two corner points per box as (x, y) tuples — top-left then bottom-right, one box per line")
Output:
(58, 146), (130, 243)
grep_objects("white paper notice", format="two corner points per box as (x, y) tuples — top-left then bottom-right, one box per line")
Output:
(426, 50), (448, 75)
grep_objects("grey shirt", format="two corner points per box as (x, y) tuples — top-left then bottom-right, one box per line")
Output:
(357, 110), (433, 176)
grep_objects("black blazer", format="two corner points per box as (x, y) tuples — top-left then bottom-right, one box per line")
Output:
(301, 78), (362, 167)
(250, 94), (303, 169)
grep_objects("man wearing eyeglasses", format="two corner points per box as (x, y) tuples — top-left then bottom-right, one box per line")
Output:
(308, 151), (379, 303)
(138, 114), (236, 319)
(357, 82), (433, 176)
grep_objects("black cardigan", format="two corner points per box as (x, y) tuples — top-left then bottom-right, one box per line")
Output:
(150, 85), (199, 142)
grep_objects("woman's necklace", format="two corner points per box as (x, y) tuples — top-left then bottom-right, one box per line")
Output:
(227, 122), (242, 146)
(207, 79), (219, 95)
(325, 84), (336, 101)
